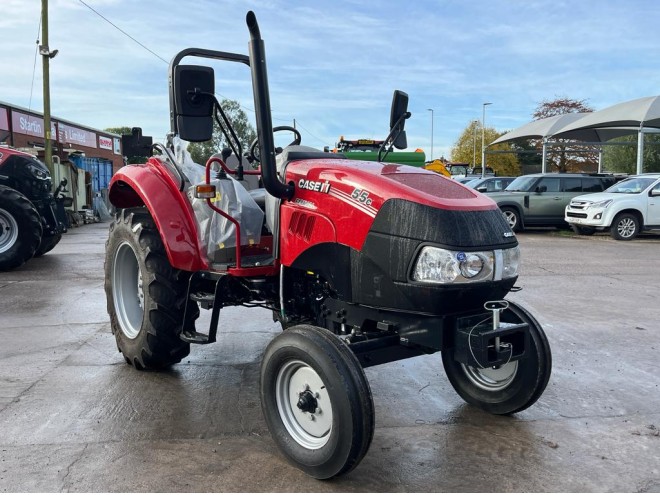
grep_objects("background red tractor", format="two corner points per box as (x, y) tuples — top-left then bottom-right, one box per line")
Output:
(104, 11), (551, 479)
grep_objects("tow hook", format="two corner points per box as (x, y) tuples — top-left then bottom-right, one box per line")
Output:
(485, 300), (510, 355)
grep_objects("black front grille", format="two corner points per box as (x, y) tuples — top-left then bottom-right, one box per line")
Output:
(567, 212), (588, 219)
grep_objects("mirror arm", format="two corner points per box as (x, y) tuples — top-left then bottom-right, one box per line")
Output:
(378, 111), (411, 162)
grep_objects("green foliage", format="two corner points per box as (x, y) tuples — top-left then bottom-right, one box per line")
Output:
(104, 126), (133, 136)
(450, 121), (520, 176)
(601, 134), (660, 174)
(187, 99), (257, 165)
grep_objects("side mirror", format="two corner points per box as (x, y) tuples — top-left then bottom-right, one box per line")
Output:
(476, 186), (487, 193)
(172, 65), (215, 142)
(535, 185), (547, 193)
(389, 90), (409, 150)
(650, 188), (660, 197)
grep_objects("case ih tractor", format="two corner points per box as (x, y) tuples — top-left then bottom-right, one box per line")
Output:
(104, 12), (551, 479)
(0, 147), (66, 271)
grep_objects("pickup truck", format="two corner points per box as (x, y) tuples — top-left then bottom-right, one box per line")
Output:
(565, 173), (660, 240)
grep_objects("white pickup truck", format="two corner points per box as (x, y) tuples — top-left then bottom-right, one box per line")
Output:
(565, 173), (660, 240)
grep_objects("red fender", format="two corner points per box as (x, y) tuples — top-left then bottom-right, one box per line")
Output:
(108, 158), (209, 272)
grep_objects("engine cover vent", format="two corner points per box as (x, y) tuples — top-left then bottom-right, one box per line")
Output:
(289, 211), (316, 242)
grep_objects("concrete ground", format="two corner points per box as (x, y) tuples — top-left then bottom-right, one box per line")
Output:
(0, 221), (659, 492)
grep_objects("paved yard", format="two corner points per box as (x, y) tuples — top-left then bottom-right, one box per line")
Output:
(0, 223), (658, 492)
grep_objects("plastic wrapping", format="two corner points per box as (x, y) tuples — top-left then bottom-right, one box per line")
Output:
(190, 176), (264, 257)
(172, 137), (206, 185)
(172, 138), (264, 260)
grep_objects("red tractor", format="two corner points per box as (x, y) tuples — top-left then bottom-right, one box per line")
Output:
(104, 12), (551, 479)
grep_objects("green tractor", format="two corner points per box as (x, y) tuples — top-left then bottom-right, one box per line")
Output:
(333, 136), (426, 167)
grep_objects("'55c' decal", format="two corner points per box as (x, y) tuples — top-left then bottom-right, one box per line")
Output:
(351, 188), (373, 206)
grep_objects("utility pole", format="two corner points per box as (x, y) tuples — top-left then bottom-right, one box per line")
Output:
(40, 0), (55, 180)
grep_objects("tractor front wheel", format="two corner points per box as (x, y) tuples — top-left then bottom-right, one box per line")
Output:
(442, 301), (552, 415)
(0, 185), (42, 271)
(104, 208), (196, 369)
(260, 325), (374, 479)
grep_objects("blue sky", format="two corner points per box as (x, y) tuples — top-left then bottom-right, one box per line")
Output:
(3, 0), (660, 160)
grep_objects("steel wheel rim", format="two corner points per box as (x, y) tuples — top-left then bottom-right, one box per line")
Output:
(0, 208), (19, 254)
(461, 361), (518, 392)
(112, 242), (144, 339)
(275, 359), (333, 449)
(617, 218), (635, 238)
(504, 211), (517, 229)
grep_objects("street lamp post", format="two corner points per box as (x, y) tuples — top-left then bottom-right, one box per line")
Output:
(472, 120), (478, 168)
(481, 102), (492, 178)
(427, 108), (434, 161)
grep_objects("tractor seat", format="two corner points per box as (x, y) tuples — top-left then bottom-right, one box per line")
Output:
(248, 188), (267, 210)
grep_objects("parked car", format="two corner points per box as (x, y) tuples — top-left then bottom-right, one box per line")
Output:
(465, 176), (515, 193)
(486, 173), (620, 232)
(565, 173), (660, 240)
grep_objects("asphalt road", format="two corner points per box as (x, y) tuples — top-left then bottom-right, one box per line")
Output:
(0, 222), (659, 492)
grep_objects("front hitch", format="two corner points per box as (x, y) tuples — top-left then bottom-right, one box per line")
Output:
(453, 300), (529, 368)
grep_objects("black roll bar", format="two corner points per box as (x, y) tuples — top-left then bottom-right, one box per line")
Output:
(246, 11), (294, 200)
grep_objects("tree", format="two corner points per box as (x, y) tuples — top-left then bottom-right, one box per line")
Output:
(187, 99), (257, 165)
(601, 134), (660, 174)
(532, 97), (597, 173)
(450, 121), (520, 176)
(104, 126), (133, 136)
(532, 97), (592, 120)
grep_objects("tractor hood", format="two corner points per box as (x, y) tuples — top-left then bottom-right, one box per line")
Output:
(286, 158), (498, 214)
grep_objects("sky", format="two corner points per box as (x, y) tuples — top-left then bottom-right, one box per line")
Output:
(3, 0), (660, 160)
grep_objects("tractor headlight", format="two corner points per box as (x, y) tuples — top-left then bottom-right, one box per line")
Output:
(27, 162), (50, 180)
(412, 246), (519, 284)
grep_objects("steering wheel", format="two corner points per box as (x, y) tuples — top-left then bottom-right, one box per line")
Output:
(248, 125), (302, 163)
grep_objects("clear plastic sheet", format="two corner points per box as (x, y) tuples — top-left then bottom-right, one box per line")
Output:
(172, 138), (264, 258)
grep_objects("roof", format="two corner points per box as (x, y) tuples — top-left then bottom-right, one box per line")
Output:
(490, 95), (660, 147)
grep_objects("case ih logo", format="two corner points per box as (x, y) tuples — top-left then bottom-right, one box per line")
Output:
(298, 179), (331, 193)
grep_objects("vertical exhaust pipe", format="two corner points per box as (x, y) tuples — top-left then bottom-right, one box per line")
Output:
(246, 11), (294, 200)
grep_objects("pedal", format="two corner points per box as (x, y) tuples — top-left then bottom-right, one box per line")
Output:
(179, 330), (216, 345)
(190, 292), (215, 309)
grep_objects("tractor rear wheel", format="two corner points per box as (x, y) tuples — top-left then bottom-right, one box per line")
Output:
(442, 301), (552, 415)
(0, 185), (42, 271)
(260, 325), (374, 479)
(104, 208), (196, 369)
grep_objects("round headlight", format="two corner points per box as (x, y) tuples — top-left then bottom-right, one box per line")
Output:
(460, 253), (485, 278)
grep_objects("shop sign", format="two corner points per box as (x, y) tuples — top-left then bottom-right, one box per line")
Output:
(11, 111), (56, 139)
(58, 123), (97, 148)
(0, 108), (8, 131)
(99, 135), (113, 150)
(113, 137), (121, 155)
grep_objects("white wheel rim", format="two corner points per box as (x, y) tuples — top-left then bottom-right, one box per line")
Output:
(617, 218), (635, 238)
(461, 361), (518, 392)
(0, 208), (19, 254)
(112, 242), (144, 339)
(275, 359), (333, 449)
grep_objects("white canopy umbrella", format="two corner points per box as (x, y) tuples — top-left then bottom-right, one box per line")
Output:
(552, 96), (660, 173)
(490, 113), (637, 172)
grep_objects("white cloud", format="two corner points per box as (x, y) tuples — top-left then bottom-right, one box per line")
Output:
(2, 0), (660, 158)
